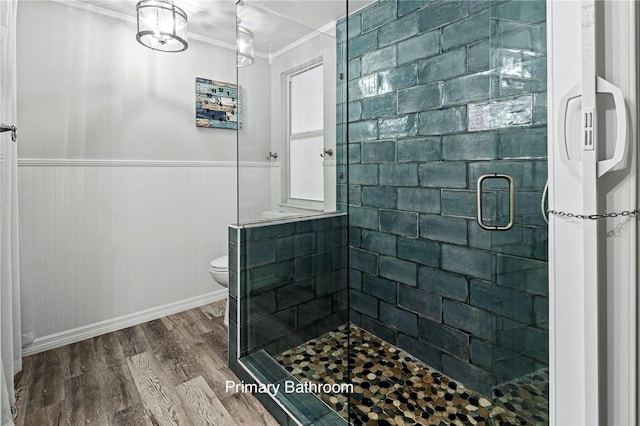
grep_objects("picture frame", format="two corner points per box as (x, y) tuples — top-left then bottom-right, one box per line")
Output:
(195, 77), (240, 129)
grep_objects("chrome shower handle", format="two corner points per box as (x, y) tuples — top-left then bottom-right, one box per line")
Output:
(476, 173), (515, 231)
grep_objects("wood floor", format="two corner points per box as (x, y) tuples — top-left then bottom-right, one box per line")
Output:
(12, 300), (279, 426)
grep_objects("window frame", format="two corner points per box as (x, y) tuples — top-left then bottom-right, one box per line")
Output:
(284, 59), (325, 210)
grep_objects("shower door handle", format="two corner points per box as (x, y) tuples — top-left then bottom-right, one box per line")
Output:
(557, 76), (627, 178)
(476, 174), (515, 231)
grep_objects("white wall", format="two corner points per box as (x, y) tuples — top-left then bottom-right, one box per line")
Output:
(15, 1), (271, 349)
(18, 162), (232, 340)
(237, 57), (274, 222)
(17, 1), (246, 161)
(238, 57), (273, 163)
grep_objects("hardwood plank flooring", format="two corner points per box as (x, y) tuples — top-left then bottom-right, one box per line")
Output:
(176, 376), (236, 426)
(13, 300), (279, 426)
(127, 351), (189, 425)
(110, 403), (155, 426)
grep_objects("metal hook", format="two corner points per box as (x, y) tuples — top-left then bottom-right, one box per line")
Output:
(320, 148), (333, 158)
(1, 124), (16, 142)
(266, 152), (278, 160)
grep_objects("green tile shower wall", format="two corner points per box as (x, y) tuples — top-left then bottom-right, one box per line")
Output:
(342, 0), (548, 396)
(229, 228), (288, 425)
(228, 215), (348, 360)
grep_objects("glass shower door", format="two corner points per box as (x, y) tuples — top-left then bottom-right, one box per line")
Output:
(345, 0), (548, 423)
(229, 1), (351, 424)
(486, 1), (549, 422)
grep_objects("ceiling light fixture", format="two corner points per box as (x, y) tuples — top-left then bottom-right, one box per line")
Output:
(136, 0), (188, 52)
(237, 25), (254, 67)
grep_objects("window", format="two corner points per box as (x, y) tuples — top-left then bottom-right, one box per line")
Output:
(288, 63), (324, 204)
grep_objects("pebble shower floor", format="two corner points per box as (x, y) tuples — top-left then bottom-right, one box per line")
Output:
(274, 324), (549, 425)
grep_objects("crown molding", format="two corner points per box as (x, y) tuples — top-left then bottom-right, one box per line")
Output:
(48, 0), (268, 58)
(269, 20), (336, 61)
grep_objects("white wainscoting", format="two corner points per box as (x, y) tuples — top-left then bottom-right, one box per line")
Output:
(18, 159), (271, 354)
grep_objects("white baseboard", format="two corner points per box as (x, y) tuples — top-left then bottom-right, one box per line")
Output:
(22, 289), (227, 357)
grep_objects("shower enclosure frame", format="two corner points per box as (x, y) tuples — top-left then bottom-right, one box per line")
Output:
(547, 1), (637, 425)
(232, 0), (552, 423)
(229, 1), (640, 425)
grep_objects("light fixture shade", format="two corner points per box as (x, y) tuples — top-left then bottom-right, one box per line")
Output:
(237, 26), (254, 67)
(136, 0), (188, 52)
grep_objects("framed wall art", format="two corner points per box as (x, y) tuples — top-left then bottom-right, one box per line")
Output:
(195, 77), (240, 129)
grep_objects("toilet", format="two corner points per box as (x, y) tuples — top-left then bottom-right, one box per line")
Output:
(209, 255), (229, 326)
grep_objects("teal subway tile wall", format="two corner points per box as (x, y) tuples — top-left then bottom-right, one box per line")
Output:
(229, 215), (348, 360)
(344, 0), (548, 396)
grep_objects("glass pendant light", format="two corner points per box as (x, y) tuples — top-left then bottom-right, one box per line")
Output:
(136, 0), (188, 52)
(237, 25), (254, 67)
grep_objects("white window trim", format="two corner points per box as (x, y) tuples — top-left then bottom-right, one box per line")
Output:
(284, 59), (325, 210)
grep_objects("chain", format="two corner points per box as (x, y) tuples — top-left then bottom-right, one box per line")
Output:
(547, 208), (640, 220)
